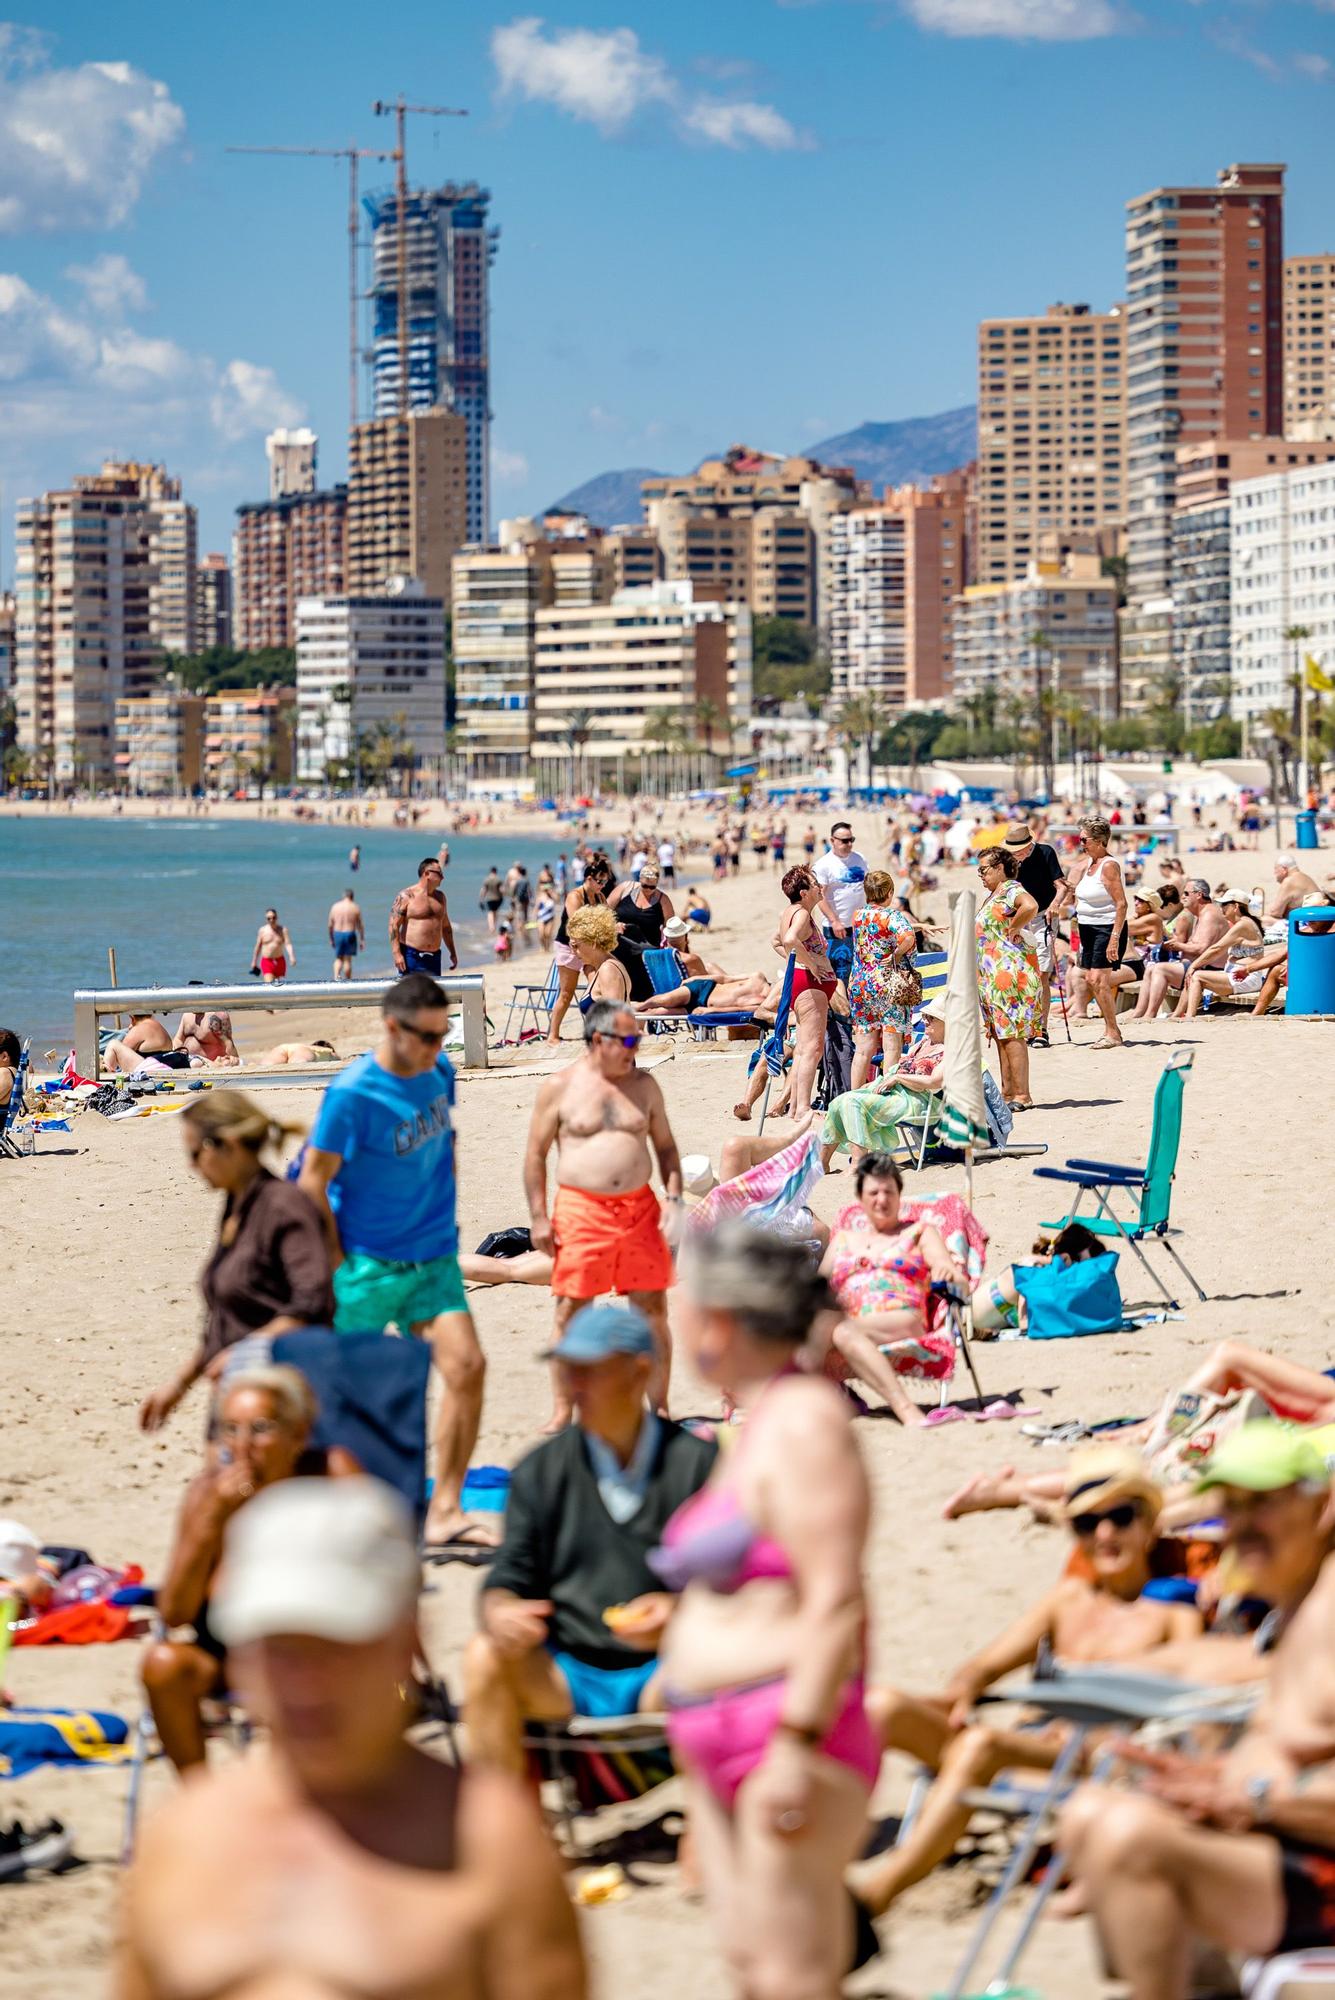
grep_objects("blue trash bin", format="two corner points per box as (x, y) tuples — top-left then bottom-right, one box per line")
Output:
(1286, 907), (1335, 1016)
(1296, 809), (1319, 851)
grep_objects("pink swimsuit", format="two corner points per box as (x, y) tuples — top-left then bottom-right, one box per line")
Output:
(651, 1393), (880, 1806)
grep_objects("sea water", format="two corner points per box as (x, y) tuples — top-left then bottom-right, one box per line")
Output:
(0, 814), (578, 1048)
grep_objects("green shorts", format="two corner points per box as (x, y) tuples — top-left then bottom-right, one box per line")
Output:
(333, 1251), (468, 1333)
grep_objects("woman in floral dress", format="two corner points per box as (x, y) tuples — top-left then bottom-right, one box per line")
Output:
(975, 846), (1041, 1110)
(847, 870), (918, 1088)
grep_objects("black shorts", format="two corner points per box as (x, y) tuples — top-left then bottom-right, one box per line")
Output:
(1278, 1839), (1335, 1950)
(1079, 923), (1129, 972)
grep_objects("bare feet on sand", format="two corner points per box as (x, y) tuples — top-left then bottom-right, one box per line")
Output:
(942, 1465), (1015, 1520)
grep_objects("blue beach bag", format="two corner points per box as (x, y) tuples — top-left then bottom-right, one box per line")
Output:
(1014, 1251), (1123, 1340)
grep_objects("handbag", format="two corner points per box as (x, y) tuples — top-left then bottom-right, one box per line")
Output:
(886, 963), (923, 1010)
(1014, 1251), (1123, 1339)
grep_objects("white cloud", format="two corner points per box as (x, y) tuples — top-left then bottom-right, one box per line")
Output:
(492, 17), (811, 149)
(903, 0), (1120, 35)
(0, 28), (184, 233)
(1294, 50), (1332, 79)
(493, 443), (531, 485)
(586, 403), (619, 432)
(210, 358), (303, 440)
(65, 252), (149, 317)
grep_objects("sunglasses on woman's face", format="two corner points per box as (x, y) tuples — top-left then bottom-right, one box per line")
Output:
(1071, 1501), (1139, 1536)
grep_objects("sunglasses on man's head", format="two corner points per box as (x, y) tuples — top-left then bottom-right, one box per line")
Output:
(1071, 1501), (1140, 1536)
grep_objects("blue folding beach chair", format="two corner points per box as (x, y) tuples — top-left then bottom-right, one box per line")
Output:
(0, 1039), (32, 1159)
(499, 962), (560, 1045)
(641, 946), (689, 1036)
(754, 955), (796, 1135)
(644, 946), (770, 1043)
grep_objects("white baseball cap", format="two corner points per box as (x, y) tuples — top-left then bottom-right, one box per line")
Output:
(0, 1519), (40, 1582)
(211, 1478), (419, 1648)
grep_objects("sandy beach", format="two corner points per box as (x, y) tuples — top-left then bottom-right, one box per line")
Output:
(3, 820), (1334, 1999)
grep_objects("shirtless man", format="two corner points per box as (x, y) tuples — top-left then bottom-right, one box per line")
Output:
(328, 888), (365, 980)
(117, 1478), (585, 2000)
(390, 858), (457, 977)
(850, 1444), (1202, 1918)
(660, 917), (725, 979)
(1267, 851), (1320, 919)
(104, 1013), (175, 1074)
(524, 999), (682, 1430)
(636, 970), (772, 1018)
(1058, 1424), (1335, 1999)
(174, 998), (240, 1066)
(1133, 877), (1229, 1019)
(251, 908), (294, 983)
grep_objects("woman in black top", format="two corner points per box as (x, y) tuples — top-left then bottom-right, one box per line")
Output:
(609, 861), (678, 1001)
(139, 1091), (334, 1432)
(547, 854), (617, 1045)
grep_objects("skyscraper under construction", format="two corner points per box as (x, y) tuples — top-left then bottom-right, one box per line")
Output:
(365, 180), (497, 545)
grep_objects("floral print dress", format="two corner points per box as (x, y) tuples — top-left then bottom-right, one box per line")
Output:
(847, 904), (916, 1031)
(976, 881), (1042, 1042)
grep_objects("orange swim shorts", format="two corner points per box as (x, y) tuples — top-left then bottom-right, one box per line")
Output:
(550, 1182), (674, 1299)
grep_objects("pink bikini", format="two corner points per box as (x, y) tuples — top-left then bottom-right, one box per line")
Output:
(651, 1397), (880, 1806)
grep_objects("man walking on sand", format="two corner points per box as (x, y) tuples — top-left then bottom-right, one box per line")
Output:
(328, 888), (365, 981)
(117, 1478), (584, 2000)
(523, 1000), (683, 1433)
(298, 975), (492, 1553)
(389, 858), (457, 977)
(251, 907), (294, 983)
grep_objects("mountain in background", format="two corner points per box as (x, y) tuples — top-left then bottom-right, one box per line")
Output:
(809, 406), (977, 489)
(548, 405), (977, 527)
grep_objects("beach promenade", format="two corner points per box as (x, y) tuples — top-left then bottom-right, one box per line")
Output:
(2, 820), (1334, 1997)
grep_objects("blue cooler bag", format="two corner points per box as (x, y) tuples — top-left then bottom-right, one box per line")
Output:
(1014, 1251), (1123, 1339)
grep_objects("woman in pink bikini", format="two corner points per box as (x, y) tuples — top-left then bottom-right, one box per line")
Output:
(773, 866), (838, 1122)
(654, 1225), (879, 1996)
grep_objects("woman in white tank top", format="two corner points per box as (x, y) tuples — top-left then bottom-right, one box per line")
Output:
(1073, 819), (1129, 1048)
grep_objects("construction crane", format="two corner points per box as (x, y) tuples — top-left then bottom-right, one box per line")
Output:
(371, 98), (468, 424)
(226, 144), (394, 434)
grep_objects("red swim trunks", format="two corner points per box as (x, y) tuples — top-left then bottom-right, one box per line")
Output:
(259, 957), (287, 979)
(551, 1183), (673, 1299)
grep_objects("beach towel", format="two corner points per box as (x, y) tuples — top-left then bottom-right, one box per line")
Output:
(0, 1707), (132, 1778)
(688, 1131), (824, 1238)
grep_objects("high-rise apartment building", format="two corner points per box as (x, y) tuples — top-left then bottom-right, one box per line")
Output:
(115, 689), (205, 795)
(266, 427), (318, 500)
(1230, 460), (1335, 722)
(347, 410), (468, 608)
(976, 303), (1126, 587)
(452, 537), (554, 779)
(296, 578), (447, 785)
(1283, 255), (1335, 435)
(828, 472), (970, 708)
(367, 182), (496, 542)
(643, 447), (863, 626)
(14, 462), (183, 785)
(195, 553), (233, 652)
(0, 591), (15, 698)
(1122, 161), (1286, 697)
(234, 487), (348, 651)
(952, 552), (1119, 712)
(203, 689), (295, 791)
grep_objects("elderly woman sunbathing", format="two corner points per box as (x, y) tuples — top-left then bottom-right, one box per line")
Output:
(848, 1445), (1202, 1919)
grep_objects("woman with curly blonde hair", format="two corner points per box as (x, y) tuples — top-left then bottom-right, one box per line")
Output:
(567, 902), (633, 1007)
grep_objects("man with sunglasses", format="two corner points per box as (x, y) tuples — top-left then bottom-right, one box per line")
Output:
(524, 1001), (683, 1432)
(1059, 1424), (1335, 1998)
(813, 821), (869, 988)
(850, 1444), (1199, 1918)
(299, 975), (491, 1553)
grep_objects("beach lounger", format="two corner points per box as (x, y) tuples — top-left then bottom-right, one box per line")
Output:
(640, 947), (690, 1037)
(1033, 1046), (1206, 1309)
(499, 961), (560, 1045)
(0, 1038), (32, 1159)
(1244, 1952), (1335, 1998)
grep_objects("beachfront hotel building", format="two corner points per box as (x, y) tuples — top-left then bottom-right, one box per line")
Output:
(951, 551), (1119, 714)
(1284, 255), (1335, 436)
(531, 580), (752, 772)
(347, 410), (469, 610)
(642, 447), (863, 627)
(114, 689), (205, 795)
(13, 461), (190, 787)
(367, 182), (496, 543)
(1121, 161), (1286, 698)
(195, 554), (234, 653)
(295, 578), (447, 787)
(452, 534), (555, 780)
(975, 303), (1127, 588)
(1230, 459), (1335, 724)
(234, 486), (348, 652)
(827, 473), (969, 709)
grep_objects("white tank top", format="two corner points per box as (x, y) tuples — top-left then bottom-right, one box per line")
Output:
(1075, 857), (1117, 926)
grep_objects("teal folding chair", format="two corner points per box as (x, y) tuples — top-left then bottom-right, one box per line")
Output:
(1033, 1048), (1206, 1307)
(500, 962), (560, 1044)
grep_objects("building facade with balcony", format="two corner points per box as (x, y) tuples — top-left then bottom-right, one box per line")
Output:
(295, 579), (446, 787)
(114, 689), (205, 795)
(1230, 460), (1335, 723)
(952, 553), (1119, 712)
(452, 540), (554, 779)
(235, 487), (348, 651)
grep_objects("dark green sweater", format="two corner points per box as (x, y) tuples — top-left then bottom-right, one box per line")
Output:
(483, 1419), (716, 1670)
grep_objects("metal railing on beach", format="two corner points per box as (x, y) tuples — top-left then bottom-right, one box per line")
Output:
(72, 975), (490, 1079)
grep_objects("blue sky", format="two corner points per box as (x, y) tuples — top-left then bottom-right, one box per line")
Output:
(2, 1), (1332, 573)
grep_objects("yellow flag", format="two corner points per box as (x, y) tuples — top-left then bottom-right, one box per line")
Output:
(1306, 654), (1335, 694)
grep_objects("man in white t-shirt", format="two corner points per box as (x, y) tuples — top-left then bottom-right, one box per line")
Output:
(812, 820), (869, 986)
(656, 838), (676, 887)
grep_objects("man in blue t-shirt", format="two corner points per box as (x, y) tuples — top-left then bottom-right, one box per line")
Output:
(299, 973), (492, 1552)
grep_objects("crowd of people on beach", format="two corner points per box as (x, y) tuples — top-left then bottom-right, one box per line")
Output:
(6, 784), (1335, 2000)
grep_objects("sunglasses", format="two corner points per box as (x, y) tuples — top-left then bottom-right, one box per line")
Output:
(1071, 1501), (1140, 1536)
(396, 1020), (447, 1046)
(832, 835), (854, 844)
(596, 1032), (641, 1050)
(218, 1419), (283, 1443)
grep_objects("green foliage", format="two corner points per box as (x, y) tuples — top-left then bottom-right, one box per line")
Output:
(878, 709), (950, 764)
(1103, 717), (1150, 753)
(166, 646), (297, 695)
(932, 722), (1017, 759)
(1185, 718), (1243, 761)
(751, 617), (831, 714)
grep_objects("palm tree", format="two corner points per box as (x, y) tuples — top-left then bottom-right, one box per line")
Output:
(834, 692), (884, 791)
(1028, 629), (1055, 799)
(564, 707), (594, 798)
(642, 710), (681, 797)
(1284, 623), (1313, 796)
(691, 697), (724, 755)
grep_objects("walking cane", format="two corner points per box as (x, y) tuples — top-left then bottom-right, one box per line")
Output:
(1052, 920), (1073, 1043)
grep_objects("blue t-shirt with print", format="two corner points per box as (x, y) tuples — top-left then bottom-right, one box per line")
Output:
(310, 1050), (458, 1262)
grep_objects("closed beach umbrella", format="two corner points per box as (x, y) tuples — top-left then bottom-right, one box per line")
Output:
(938, 889), (989, 1154)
